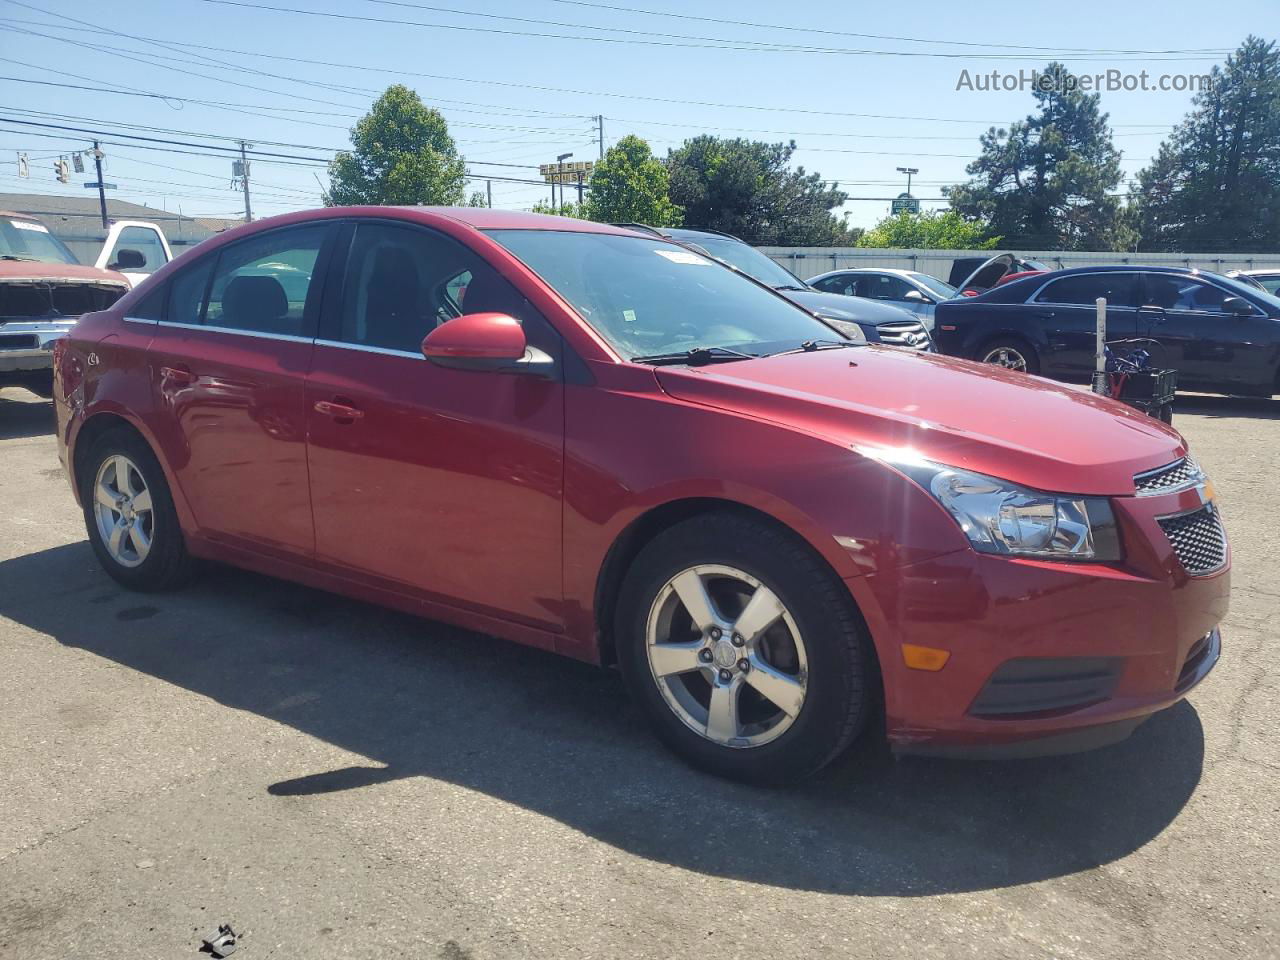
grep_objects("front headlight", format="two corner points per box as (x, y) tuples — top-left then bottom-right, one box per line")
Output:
(818, 316), (867, 343)
(875, 456), (1121, 561)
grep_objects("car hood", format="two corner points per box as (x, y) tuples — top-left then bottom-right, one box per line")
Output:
(778, 289), (919, 325)
(0, 261), (130, 286)
(654, 347), (1184, 496)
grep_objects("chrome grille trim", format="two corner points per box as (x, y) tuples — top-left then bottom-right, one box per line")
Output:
(1134, 457), (1205, 497)
(1157, 504), (1228, 576)
(875, 319), (932, 351)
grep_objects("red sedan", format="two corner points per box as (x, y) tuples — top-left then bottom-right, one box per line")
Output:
(51, 208), (1228, 782)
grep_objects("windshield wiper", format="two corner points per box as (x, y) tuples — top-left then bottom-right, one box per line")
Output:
(773, 284), (809, 292)
(767, 339), (861, 357)
(0, 255), (39, 262)
(632, 345), (757, 366)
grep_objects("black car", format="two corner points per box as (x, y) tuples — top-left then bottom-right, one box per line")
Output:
(615, 224), (933, 352)
(934, 265), (1280, 397)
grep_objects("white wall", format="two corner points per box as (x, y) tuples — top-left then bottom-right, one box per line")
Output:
(759, 247), (1280, 284)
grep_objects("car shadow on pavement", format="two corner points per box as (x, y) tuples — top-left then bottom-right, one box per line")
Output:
(0, 542), (1206, 898)
(0, 394), (55, 440)
(1176, 394), (1280, 420)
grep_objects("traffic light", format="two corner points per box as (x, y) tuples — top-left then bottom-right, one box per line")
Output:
(55, 157), (70, 183)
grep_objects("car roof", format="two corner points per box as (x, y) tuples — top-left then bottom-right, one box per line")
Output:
(240, 206), (642, 237)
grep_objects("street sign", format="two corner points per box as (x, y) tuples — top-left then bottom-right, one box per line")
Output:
(890, 192), (920, 215)
(539, 160), (593, 184)
(84, 182), (117, 189)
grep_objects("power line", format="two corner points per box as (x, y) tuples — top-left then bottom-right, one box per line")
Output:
(538, 0), (1230, 56)
(198, 0), (1227, 62)
(0, 14), (1172, 127)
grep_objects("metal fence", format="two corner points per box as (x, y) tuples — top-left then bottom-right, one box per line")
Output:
(759, 247), (1280, 283)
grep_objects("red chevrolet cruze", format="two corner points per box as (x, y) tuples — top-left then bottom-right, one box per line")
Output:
(52, 208), (1228, 782)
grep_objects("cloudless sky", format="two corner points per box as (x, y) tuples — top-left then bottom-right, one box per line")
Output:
(0, 0), (1273, 228)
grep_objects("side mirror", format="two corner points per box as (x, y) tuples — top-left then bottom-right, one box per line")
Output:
(1221, 296), (1254, 316)
(108, 248), (146, 271)
(902, 289), (928, 303)
(422, 312), (532, 372)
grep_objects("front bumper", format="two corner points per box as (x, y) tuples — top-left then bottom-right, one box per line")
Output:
(0, 320), (76, 373)
(846, 481), (1230, 757)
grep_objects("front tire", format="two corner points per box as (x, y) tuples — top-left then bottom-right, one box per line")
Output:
(81, 429), (195, 591)
(616, 513), (875, 784)
(978, 336), (1040, 375)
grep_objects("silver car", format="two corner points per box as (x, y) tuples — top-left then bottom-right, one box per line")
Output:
(806, 268), (958, 331)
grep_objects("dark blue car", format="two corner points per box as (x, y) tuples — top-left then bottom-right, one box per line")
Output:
(933, 265), (1280, 398)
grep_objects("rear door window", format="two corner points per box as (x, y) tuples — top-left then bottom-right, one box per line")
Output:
(1035, 273), (1140, 308)
(204, 224), (328, 336)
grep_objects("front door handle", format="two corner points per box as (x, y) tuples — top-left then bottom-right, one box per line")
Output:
(159, 365), (195, 385)
(314, 399), (364, 422)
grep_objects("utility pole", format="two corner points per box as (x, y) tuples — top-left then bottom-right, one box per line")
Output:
(576, 172), (584, 206)
(486, 180), (492, 208)
(555, 151), (572, 210)
(239, 141), (253, 223)
(92, 140), (108, 230)
(596, 115), (604, 159)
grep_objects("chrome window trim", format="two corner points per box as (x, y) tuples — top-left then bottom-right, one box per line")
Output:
(1028, 270), (1145, 308)
(151, 319), (315, 345)
(122, 316), (159, 327)
(314, 337), (424, 360)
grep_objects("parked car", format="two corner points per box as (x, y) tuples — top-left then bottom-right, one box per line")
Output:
(805, 268), (957, 330)
(615, 224), (933, 351)
(54, 208), (1228, 782)
(952, 253), (1049, 295)
(948, 254), (1051, 292)
(933, 265), (1280, 397)
(1227, 269), (1280, 296)
(1, 210), (131, 398)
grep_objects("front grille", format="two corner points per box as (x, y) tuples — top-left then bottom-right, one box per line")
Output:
(969, 657), (1124, 718)
(875, 319), (932, 351)
(1157, 505), (1228, 576)
(0, 334), (39, 350)
(1134, 457), (1203, 496)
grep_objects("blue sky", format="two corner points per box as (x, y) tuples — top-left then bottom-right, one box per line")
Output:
(0, 0), (1273, 228)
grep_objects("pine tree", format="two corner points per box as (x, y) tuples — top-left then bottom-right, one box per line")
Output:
(949, 63), (1130, 250)
(1133, 37), (1280, 252)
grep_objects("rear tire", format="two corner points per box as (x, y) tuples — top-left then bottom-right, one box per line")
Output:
(80, 428), (196, 592)
(615, 513), (875, 784)
(978, 336), (1040, 375)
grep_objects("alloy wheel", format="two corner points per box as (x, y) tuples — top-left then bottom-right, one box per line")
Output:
(92, 454), (154, 568)
(645, 564), (808, 748)
(982, 345), (1029, 371)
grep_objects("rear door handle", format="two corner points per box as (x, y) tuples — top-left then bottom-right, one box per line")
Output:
(314, 399), (364, 422)
(159, 365), (195, 385)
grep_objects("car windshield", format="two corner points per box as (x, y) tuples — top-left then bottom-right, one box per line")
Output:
(0, 218), (80, 264)
(676, 234), (806, 289)
(910, 273), (958, 299)
(486, 229), (840, 359)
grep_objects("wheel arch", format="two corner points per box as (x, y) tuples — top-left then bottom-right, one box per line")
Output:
(591, 496), (872, 670)
(69, 410), (196, 533)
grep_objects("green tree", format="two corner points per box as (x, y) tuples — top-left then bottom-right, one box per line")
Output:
(665, 136), (856, 245)
(529, 199), (585, 218)
(1132, 37), (1280, 252)
(858, 210), (998, 249)
(325, 85), (466, 206)
(948, 63), (1131, 250)
(582, 135), (681, 225)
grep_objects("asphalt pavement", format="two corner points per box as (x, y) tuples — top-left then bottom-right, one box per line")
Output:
(0, 387), (1276, 959)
